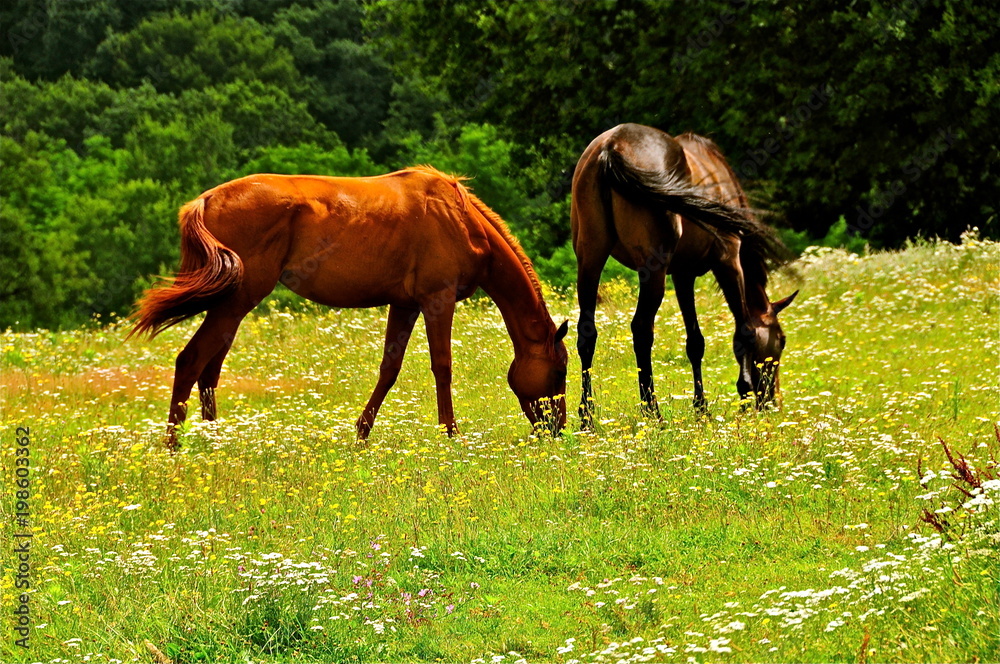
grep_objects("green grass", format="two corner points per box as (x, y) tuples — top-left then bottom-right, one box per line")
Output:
(2, 233), (998, 663)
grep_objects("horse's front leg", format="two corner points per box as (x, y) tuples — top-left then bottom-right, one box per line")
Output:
(632, 267), (666, 419)
(422, 292), (459, 436)
(712, 262), (755, 405)
(576, 266), (605, 429)
(357, 305), (419, 440)
(672, 271), (708, 414)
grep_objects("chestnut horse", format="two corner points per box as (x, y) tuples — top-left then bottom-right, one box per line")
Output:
(131, 166), (569, 447)
(572, 123), (796, 426)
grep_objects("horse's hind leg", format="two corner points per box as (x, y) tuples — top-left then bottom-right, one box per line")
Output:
(198, 336), (237, 421)
(356, 305), (419, 440)
(673, 271), (708, 414)
(572, 155), (614, 430)
(632, 267), (666, 419)
(166, 307), (248, 448)
(712, 261), (754, 404)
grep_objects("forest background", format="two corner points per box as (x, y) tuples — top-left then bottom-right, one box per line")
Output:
(2, 0), (996, 330)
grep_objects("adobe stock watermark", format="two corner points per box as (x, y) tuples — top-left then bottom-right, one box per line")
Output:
(12, 426), (33, 649)
(852, 127), (956, 235)
(734, 83), (837, 180)
(6, 7), (45, 56)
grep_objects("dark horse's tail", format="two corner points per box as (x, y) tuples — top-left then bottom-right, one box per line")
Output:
(129, 196), (243, 339)
(597, 144), (755, 240)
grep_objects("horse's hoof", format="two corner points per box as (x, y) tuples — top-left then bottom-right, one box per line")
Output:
(693, 397), (710, 418)
(639, 400), (662, 421)
(164, 433), (180, 452)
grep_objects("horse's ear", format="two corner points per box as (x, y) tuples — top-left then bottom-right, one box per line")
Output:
(554, 319), (569, 343)
(772, 290), (799, 314)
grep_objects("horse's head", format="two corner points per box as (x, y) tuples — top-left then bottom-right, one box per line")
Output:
(508, 320), (569, 434)
(739, 290), (798, 407)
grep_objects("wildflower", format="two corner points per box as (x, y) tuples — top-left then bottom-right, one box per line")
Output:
(719, 620), (745, 632)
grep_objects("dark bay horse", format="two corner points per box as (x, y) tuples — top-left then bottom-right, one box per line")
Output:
(572, 123), (796, 426)
(131, 166), (569, 447)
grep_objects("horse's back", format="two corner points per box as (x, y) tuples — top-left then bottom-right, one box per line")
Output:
(204, 170), (457, 215)
(200, 170), (491, 308)
(200, 169), (482, 250)
(572, 124), (690, 271)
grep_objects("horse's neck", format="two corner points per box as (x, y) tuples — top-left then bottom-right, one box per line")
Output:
(481, 236), (551, 355)
(745, 280), (771, 321)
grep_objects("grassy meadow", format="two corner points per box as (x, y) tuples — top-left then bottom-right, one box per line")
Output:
(2, 232), (998, 663)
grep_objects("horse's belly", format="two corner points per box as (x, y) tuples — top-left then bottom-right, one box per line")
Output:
(279, 253), (412, 308)
(280, 249), (482, 309)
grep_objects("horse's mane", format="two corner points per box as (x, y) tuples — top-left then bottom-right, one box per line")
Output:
(676, 132), (793, 288)
(404, 165), (546, 304)
(466, 191), (546, 302)
(677, 132), (750, 208)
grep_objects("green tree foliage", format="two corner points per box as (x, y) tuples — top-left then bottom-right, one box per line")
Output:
(268, 0), (393, 147)
(176, 80), (341, 155)
(1, 0), (127, 80)
(87, 10), (302, 95)
(238, 142), (380, 177)
(2, 133), (106, 328)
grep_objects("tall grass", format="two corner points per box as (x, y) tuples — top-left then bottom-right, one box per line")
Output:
(1, 231), (997, 663)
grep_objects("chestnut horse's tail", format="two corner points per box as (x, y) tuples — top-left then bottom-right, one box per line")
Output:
(129, 196), (243, 339)
(597, 143), (755, 240)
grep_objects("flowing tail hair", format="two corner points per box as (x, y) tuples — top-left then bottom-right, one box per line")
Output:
(128, 196), (243, 339)
(597, 144), (759, 240)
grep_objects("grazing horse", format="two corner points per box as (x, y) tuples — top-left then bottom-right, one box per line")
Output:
(131, 166), (569, 447)
(572, 123), (796, 426)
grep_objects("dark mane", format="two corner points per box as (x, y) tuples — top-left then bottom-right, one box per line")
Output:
(677, 132), (793, 287)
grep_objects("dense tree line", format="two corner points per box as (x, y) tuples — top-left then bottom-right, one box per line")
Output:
(1, 0), (996, 329)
